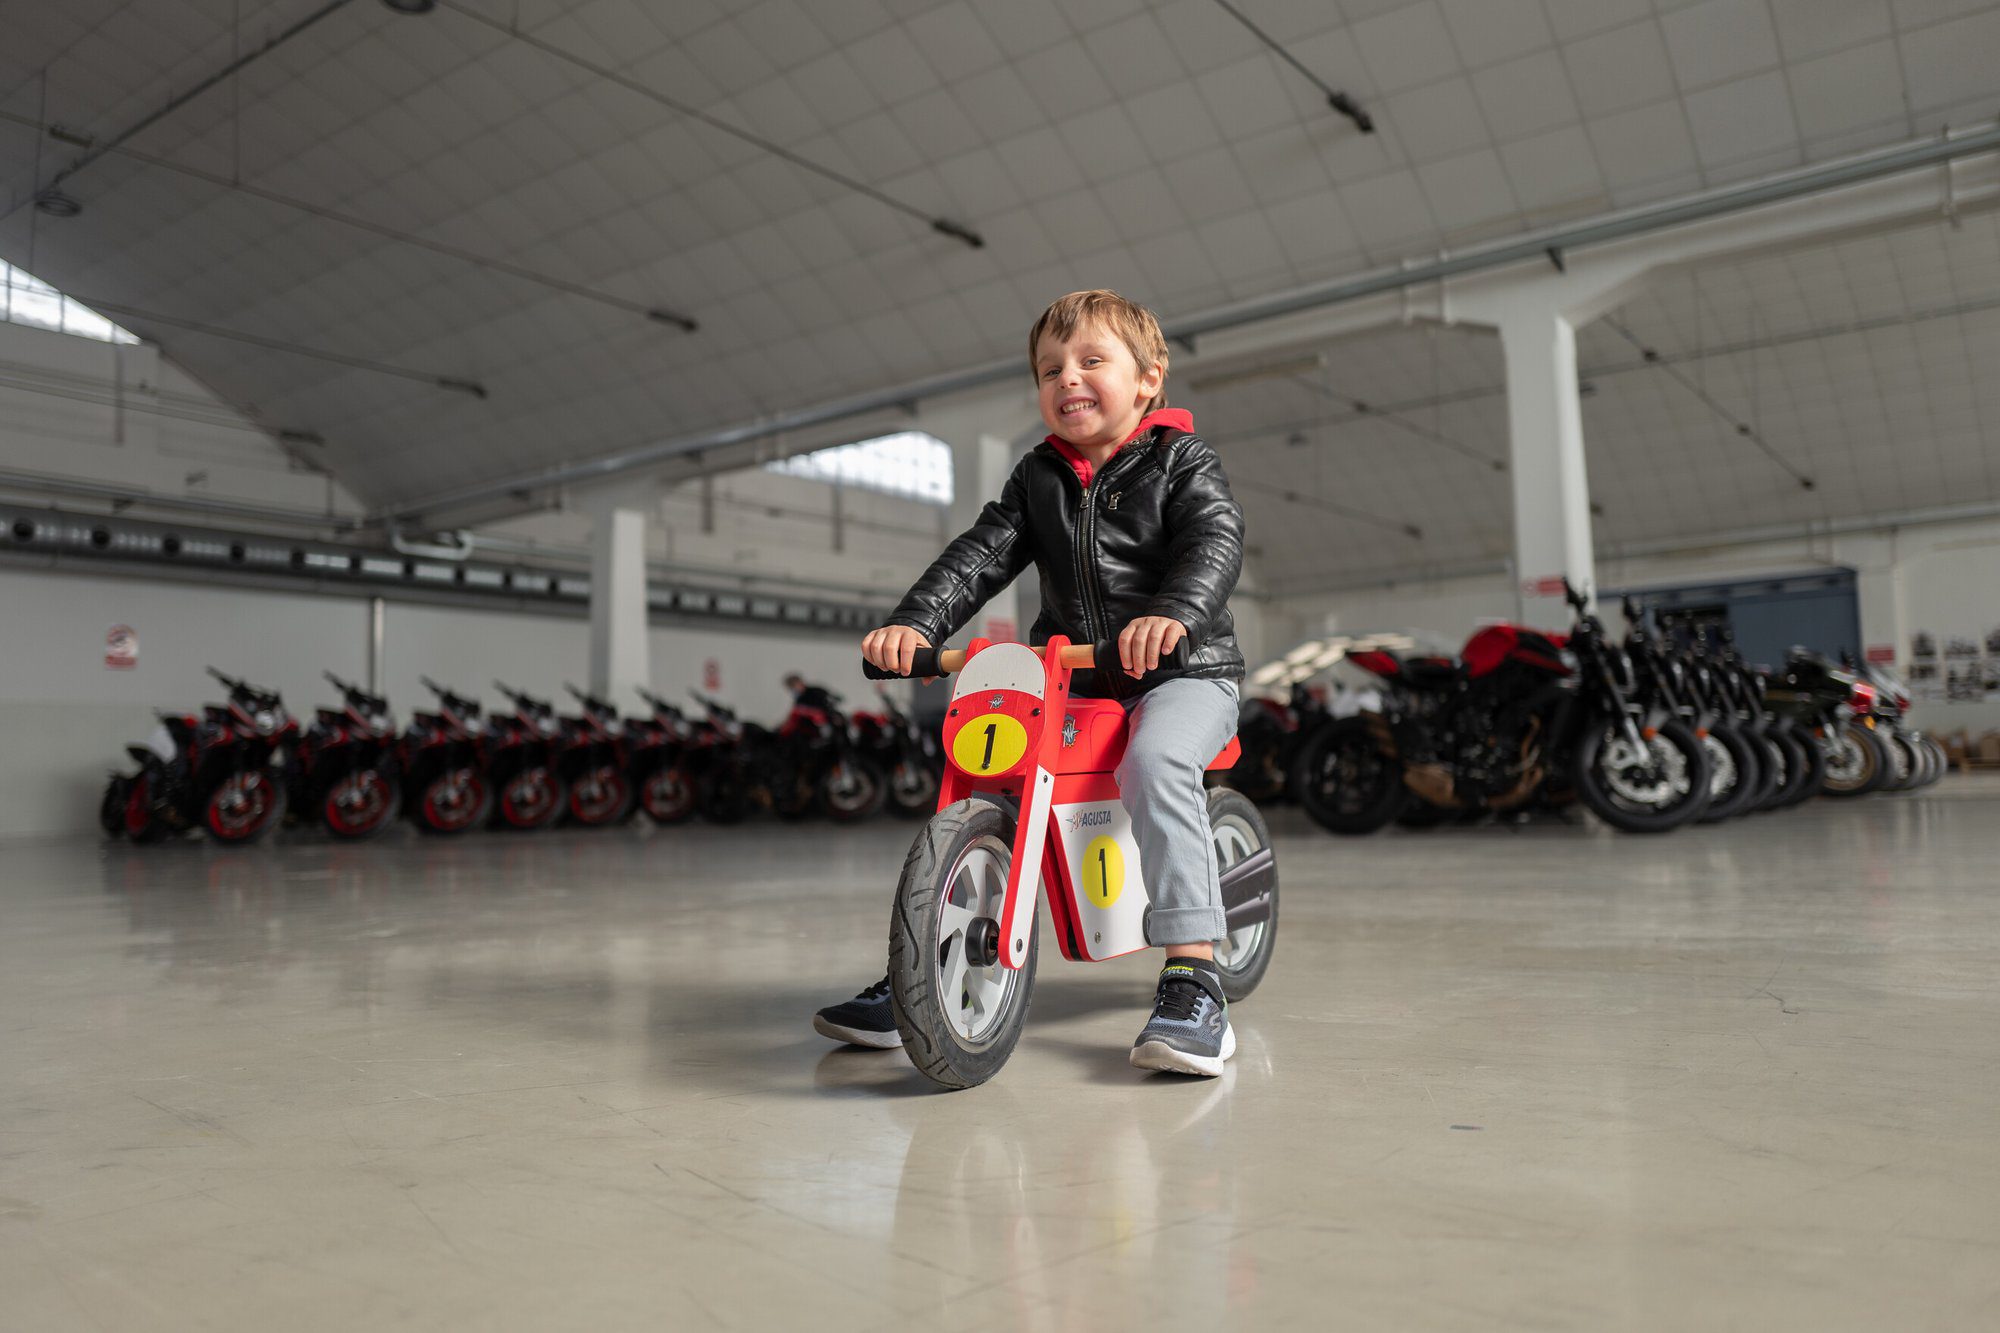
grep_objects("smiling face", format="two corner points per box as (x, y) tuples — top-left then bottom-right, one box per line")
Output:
(1035, 319), (1165, 450)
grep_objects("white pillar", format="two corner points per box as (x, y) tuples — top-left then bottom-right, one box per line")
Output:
(589, 506), (650, 700)
(1452, 257), (1651, 629)
(1495, 304), (1595, 629)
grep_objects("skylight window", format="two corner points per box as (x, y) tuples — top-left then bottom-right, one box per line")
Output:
(766, 431), (953, 506)
(0, 259), (139, 345)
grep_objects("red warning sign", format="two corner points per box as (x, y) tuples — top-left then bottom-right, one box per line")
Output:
(1521, 575), (1568, 597)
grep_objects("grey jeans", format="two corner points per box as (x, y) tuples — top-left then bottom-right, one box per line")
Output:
(1113, 676), (1241, 947)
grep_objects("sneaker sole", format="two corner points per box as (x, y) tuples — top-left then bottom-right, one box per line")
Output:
(1129, 1025), (1236, 1077)
(813, 1015), (904, 1049)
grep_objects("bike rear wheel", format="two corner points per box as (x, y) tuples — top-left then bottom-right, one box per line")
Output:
(1207, 788), (1277, 1002)
(1290, 717), (1407, 835)
(890, 798), (1037, 1090)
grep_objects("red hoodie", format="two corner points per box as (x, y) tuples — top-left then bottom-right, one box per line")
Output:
(1044, 408), (1194, 489)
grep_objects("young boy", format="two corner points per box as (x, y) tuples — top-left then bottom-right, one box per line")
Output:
(813, 289), (1247, 1077)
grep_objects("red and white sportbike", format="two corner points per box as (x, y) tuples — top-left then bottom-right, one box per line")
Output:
(864, 637), (1279, 1090)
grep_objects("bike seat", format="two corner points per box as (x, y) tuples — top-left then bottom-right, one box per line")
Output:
(1050, 697), (1241, 775)
(1401, 656), (1464, 691)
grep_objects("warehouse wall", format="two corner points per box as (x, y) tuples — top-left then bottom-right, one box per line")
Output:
(1263, 516), (2000, 732)
(0, 565), (905, 841)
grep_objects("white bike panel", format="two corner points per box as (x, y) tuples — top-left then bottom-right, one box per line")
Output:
(1052, 799), (1149, 959)
(951, 642), (1046, 702)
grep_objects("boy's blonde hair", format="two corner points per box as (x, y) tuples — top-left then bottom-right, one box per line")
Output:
(1028, 290), (1170, 412)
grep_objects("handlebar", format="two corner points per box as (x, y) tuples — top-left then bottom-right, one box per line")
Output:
(862, 638), (1188, 681)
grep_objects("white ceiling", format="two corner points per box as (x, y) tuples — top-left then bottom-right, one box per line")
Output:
(3, 0), (1998, 573)
(1198, 209), (2000, 590)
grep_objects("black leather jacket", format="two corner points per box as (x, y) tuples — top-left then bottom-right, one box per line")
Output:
(887, 423), (1245, 699)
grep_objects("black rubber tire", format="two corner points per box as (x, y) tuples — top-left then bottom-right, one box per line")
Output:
(204, 768), (287, 844)
(414, 767), (491, 834)
(1820, 725), (1889, 797)
(639, 764), (697, 824)
(495, 765), (567, 830)
(1920, 735), (1950, 787)
(1290, 716), (1408, 835)
(1695, 725), (1761, 823)
(322, 769), (400, 840)
(1784, 720), (1832, 804)
(820, 754), (887, 823)
(884, 759), (941, 820)
(890, 798), (1038, 1091)
(1879, 731), (1921, 792)
(1571, 718), (1713, 832)
(1206, 788), (1278, 1003)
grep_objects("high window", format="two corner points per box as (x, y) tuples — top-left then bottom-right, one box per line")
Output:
(766, 431), (953, 505)
(0, 259), (139, 344)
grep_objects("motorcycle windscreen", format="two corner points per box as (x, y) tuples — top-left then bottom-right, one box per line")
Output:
(1050, 798), (1149, 960)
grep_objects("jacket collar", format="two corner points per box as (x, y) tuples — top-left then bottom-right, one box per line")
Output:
(1044, 408), (1193, 488)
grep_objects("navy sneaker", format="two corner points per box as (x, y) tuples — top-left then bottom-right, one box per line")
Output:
(1130, 960), (1235, 1076)
(813, 976), (903, 1049)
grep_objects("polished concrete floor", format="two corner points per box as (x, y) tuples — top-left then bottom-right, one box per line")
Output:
(5, 781), (1999, 1332)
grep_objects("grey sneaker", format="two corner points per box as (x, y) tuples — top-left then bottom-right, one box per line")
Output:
(813, 976), (904, 1049)
(1130, 961), (1235, 1076)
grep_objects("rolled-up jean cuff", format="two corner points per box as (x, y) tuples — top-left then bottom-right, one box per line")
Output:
(1144, 904), (1229, 947)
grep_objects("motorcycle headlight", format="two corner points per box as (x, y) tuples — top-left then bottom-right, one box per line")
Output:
(1558, 649), (1579, 671)
(539, 718), (560, 737)
(255, 710), (278, 734)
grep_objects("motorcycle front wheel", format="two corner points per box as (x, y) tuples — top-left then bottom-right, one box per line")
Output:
(1572, 719), (1711, 833)
(1696, 724), (1761, 823)
(567, 764), (634, 826)
(323, 768), (399, 839)
(639, 764), (696, 824)
(885, 757), (941, 819)
(205, 767), (286, 843)
(496, 766), (566, 830)
(820, 754), (886, 822)
(1290, 717), (1408, 835)
(416, 766), (490, 834)
(889, 798), (1037, 1091)
(1820, 725), (1889, 797)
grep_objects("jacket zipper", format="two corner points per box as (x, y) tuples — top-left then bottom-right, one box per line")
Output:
(1074, 444), (1148, 697)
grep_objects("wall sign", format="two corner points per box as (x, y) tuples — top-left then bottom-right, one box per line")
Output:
(105, 624), (138, 670)
(702, 658), (721, 691)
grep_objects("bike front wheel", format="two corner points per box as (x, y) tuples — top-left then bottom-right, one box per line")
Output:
(1572, 718), (1711, 832)
(889, 798), (1037, 1090)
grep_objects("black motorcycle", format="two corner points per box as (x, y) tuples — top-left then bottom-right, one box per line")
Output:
(486, 682), (567, 830)
(100, 667), (297, 844)
(630, 688), (698, 825)
(1294, 580), (1712, 834)
(852, 687), (942, 819)
(1765, 649), (1890, 798)
(1621, 606), (1762, 823)
(557, 685), (635, 827)
(295, 672), (400, 839)
(400, 677), (490, 835)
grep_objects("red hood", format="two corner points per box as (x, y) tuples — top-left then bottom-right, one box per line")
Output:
(1046, 408), (1194, 488)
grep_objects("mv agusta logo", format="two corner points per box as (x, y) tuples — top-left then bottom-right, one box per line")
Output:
(988, 694), (1006, 709)
(1061, 714), (1078, 747)
(1063, 808), (1113, 832)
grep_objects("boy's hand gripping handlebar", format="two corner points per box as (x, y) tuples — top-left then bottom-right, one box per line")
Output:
(861, 638), (1189, 681)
